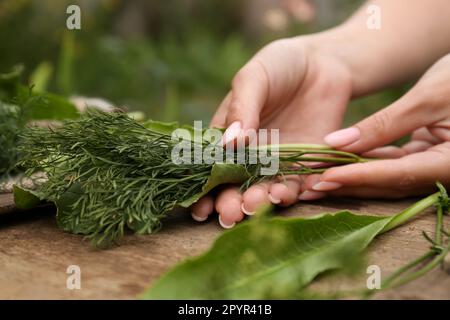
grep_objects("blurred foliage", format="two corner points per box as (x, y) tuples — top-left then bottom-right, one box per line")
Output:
(0, 0), (409, 125)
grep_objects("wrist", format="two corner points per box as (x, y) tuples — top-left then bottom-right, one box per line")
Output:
(301, 25), (378, 98)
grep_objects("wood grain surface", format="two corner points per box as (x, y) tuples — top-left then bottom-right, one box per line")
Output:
(0, 193), (449, 300)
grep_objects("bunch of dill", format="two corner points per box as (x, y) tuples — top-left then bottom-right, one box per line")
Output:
(0, 102), (25, 177)
(18, 111), (221, 246)
(18, 111), (365, 246)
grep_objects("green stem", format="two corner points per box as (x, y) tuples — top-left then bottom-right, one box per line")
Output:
(436, 204), (444, 246)
(381, 192), (440, 233)
(283, 156), (363, 164)
(254, 143), (332, 151)
(279, 168), (327, 175)
(381, 251), (435, 288)
(258, 144), (369, 162)
(384, 245), (450, 290)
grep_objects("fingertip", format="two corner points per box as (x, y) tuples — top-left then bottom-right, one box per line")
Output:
(241, 203), (255, 216)
(218, 215), (236, 229)
(303, 174), (323, 190)
(242, 183), (271, 214)
(298, 190), (326, 201)
(268, 193), (281, 204)
(191, 195), (214, 222)
(269, 178), (302, 206)
(215, 187), (244, 226)
(191, 212), (208, 222)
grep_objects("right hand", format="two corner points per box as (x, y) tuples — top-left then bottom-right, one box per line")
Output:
(190, 35), (355, 228)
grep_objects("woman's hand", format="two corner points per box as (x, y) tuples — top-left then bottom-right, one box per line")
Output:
(191, 35), (354, 227)
(303, 54), (450, 198)
(191, 0), (450, 228)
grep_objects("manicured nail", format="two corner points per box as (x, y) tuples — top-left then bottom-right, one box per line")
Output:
(312, 181), (342, 192)
(268, 193), (281, 204)
(324, 127), (360, 148)
(191, 212), (208, 222)
(222, 121), (242, 146)
(298, 190), (325, 201)
(218, 215), (236, 229)
(241, 203), (255, 216)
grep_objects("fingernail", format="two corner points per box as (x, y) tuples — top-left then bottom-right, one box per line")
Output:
(312, 182), (342, 192)
(324, 127), (360, 148)
(191, 212), (208, 222)
(218, 215), (236, 229)
(241, 203), (255, 216)
(222, 121), (242, 146)
(298, 190), (325, 201)
(268, 193), (281, 204)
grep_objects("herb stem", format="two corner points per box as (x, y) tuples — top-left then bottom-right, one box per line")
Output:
(383, 244), (450, 290)
(436, 204), (444, 246)
(381, 192), (440, 233)
(381, 251), (435, 288)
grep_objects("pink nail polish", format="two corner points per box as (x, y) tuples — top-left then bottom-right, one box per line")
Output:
(324, 127), (360, 148)
(222, 121), (242, 146)
(218, 215), (236, 229)
(298, 190), (325, 201)
(312, 182), (342, 192)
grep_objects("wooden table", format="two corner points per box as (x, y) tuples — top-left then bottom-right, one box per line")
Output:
(0, 193), (449, 299)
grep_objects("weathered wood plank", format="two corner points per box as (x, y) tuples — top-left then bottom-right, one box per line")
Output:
(0, 195), (448, 299)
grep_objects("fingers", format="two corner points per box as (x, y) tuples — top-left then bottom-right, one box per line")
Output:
(268, 176), (303, 206)
(191, 195), (214, 222)
(324, 89), (441, 154)
(193, 177), (305, 228)
(241, 182), (271, 215)
(215, 187), (245, 229)
(401, 140), (433, 154)
(304, 142), (450, 198)
(362, 146), (406, 159)
(220, 60), (269, 145)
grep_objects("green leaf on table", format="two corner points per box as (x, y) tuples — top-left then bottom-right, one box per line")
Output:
(142, 210), (397, 299)
(12, 185), (43, 209)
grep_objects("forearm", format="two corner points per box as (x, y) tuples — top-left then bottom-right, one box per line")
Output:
(307, 0), (450, 97)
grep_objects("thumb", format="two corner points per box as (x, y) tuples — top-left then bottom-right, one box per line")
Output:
(324, 92), (438, 154)
(222, 60), (269, 145)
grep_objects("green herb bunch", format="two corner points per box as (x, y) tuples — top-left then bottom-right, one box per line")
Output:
(0, 103), (25, 176)
(18, 111), (366, 247)
(0, 65), (79, 182)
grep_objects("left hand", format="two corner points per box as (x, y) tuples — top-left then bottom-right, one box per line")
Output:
(302, 54), (450, 199)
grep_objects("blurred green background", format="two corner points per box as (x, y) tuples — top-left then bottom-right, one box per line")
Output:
(0, 0), (409, 125)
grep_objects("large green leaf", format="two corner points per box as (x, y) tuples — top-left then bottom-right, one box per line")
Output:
(142, 209), (400, 299)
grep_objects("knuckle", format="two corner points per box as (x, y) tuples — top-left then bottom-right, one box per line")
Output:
(369, 110), (391, 136)
(231, 69), (247, 89)
(263, 38), (296, 52)
(227, 100), (240, 117)
(397, 173), (417, 191)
